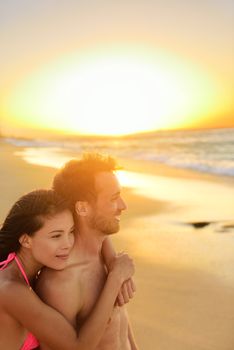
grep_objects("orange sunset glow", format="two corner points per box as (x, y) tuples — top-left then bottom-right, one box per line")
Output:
(0, 1), (233, 137)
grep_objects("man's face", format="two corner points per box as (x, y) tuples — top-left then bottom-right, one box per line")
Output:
(88, 171), (127, 235)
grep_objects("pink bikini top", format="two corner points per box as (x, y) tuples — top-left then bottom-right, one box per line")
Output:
(0, 253), (39, 350)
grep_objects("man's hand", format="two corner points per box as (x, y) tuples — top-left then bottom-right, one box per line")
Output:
(116, 277), (136, 307)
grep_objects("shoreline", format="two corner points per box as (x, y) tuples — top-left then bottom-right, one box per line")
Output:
(3, 137), (234, 186)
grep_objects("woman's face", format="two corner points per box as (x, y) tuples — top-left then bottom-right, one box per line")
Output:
(28, 210), (75, 270)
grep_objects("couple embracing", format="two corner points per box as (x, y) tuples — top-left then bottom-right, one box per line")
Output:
(0, 153), (138, 350)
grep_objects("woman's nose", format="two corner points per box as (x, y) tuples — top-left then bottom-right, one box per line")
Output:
(62, 234), (74, 250)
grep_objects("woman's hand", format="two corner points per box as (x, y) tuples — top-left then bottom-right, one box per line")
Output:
(116, 277), (136, 306)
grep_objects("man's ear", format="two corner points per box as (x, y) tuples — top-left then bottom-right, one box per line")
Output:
(19, 234), (32, 248)
(75, 201), (89, 217)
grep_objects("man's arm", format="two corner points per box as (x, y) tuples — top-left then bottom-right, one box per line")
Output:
(101, 237), (117, 267)
(102, 237), (136, 305)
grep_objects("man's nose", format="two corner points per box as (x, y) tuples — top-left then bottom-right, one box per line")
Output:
(119, 197), (127, 211)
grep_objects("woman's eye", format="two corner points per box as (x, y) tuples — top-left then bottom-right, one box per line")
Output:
(51, 234), (61, 239)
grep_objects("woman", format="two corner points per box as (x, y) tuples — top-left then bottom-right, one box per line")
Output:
(0, 189), (134, 350)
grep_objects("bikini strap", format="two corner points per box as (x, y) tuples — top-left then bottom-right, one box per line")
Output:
(0, 252), (16, 270)
(14, 255), (30, 286)
(0, 252), (30, 286)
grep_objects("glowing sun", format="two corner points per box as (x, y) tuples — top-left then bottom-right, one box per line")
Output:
(5, 51), (219, 135)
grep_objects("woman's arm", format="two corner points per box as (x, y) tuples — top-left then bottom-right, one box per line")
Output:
(3, 253), (134, 350)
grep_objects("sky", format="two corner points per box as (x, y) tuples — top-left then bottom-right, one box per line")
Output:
(0, 0), (233, 137)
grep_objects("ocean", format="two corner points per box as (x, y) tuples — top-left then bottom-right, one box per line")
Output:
(4, 127), (234, 177)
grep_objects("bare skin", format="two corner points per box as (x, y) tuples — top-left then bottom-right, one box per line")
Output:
(0, 210), (134, 350)
(37, 236), (132, 350)
(37, 172), (138, 350)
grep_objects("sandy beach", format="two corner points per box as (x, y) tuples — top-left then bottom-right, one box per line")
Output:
(1, 139), (234, 350)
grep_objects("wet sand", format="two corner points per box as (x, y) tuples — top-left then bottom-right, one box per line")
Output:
(1, 139), (234, 350)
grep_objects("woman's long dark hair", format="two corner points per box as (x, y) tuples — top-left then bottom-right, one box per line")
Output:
(0, 189), (70, 261)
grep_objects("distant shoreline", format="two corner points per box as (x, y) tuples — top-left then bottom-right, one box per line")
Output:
(1, 125), (233, 140)
(2, 131), (234, 182)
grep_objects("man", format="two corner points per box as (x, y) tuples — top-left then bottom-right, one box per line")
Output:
(37, 153), (138, 350)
